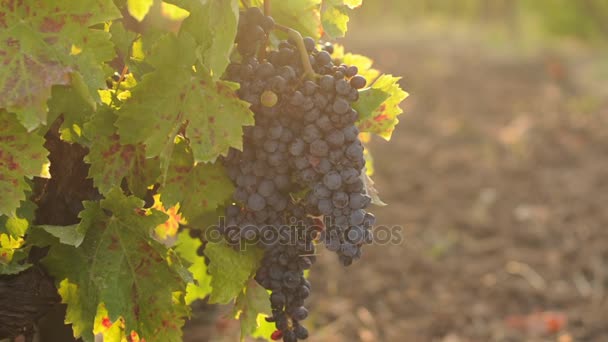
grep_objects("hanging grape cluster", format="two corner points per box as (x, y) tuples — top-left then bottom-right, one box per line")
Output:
(191, 7), (376, 341)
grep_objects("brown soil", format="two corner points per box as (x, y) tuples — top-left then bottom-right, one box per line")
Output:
(186, 31), (608, 342)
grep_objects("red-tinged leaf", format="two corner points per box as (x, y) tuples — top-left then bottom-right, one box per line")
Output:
(42, 189), (190, 342)
(84, 109), (159, 197)
(0, 110), (49, 216)
(160, 137), (234, 224)
(0, 0), (120, 129)
(354, 74), (409, 140)
(116, 33), (254, 180)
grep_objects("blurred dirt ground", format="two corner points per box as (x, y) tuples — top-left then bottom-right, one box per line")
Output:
(185, 27), (608, 342)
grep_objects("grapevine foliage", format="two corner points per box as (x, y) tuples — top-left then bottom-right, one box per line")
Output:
(0, 0), (407, 341)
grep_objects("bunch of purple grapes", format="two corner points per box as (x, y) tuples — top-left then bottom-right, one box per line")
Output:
(194, 7), (377, 341)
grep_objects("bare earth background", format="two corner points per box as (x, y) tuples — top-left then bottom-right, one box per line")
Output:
(184, 22), (608, 342)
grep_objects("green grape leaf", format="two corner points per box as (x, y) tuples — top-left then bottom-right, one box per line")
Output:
(110, 21), (138, 63)
(127, 0), (154, 22)
(234, 279), (271, 340)
(176, 0), (239, 79)
(250, 314), (277, 340)
(354, 88), (389, 121)
(271, 0), (322, 40)
(0, 199), (36, 238)
(47, 85), (96, 143)
(354, 74), (408, 140)
(0, 247), (31, 275)
(0, 111), (49, 216)
(321, 2), (349, 38)
(0, 199), (35, 273)
(116, 33), (254, 179)
(321, 0), (362, 38)
(204, 241), (263, 304)
(161, 2), (190, 21)
(0, 0), (120, 129)
(36, 224), (85, 247)
(41, 189), (189, 342)
(84, 109), (159, 196)
(162, 138), (234, 223)
(175, 231), (212, 304)
(35, 198), (95, 247)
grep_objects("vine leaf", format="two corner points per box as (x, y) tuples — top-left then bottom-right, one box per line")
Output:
(47, 85), (96, 143)
(0, 199), (36, 273)
(0, 0), (120, 129)
(92, 303), (127, 341)
(250, 314), (278, 340)
(110, 21), (138, 63)
(354, 74), (409, 140)
(84, 109), (159, 197)
(204, 241), (263, 304)
(234, 279), (271, 340)
(175, 232), (212, 305)
(0, 246), (31, 275)
(321, 0), (361, 38)
(161, 138), (234, 223)
(116, 33), (254, 180)
(0, 111), (49, 216)
(127, 0), (154, 22)
(36, 224), (84, 247)
(174, 0), (239, 79)
(268, 0), (322, 40)
(152, 195), (185, 242)
(41, 189), (190, 342)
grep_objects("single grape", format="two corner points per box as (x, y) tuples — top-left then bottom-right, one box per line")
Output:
(345, 65), (358, 78)
(309, 139), (329, 157)
(350, 75), (367, 89)
(323, 171), (342, 190)
(303, 36), (315, 52)
(248, 193), (266, 211)
(291, 306), (308, 321)
(332, 97), (350, 114)
(316, 50), (332, 66)
(261, 90), (279, 107)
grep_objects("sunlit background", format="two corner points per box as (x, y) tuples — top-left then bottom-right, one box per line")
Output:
(186, 1), (608, 341)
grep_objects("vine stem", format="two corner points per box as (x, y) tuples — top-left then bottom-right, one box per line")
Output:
(117, 65), (129, 85)
(275, 24), (317, 80)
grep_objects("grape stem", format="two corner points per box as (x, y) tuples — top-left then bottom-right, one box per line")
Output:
(275, 23), (317, 80)
(258, 0), (271, 60)
(264, 0), (271, 16)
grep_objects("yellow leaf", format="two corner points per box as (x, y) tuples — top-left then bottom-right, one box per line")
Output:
(161, 2), (190, 21)
(153, 194), (186, 240)
(127, 0), (154, 22)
